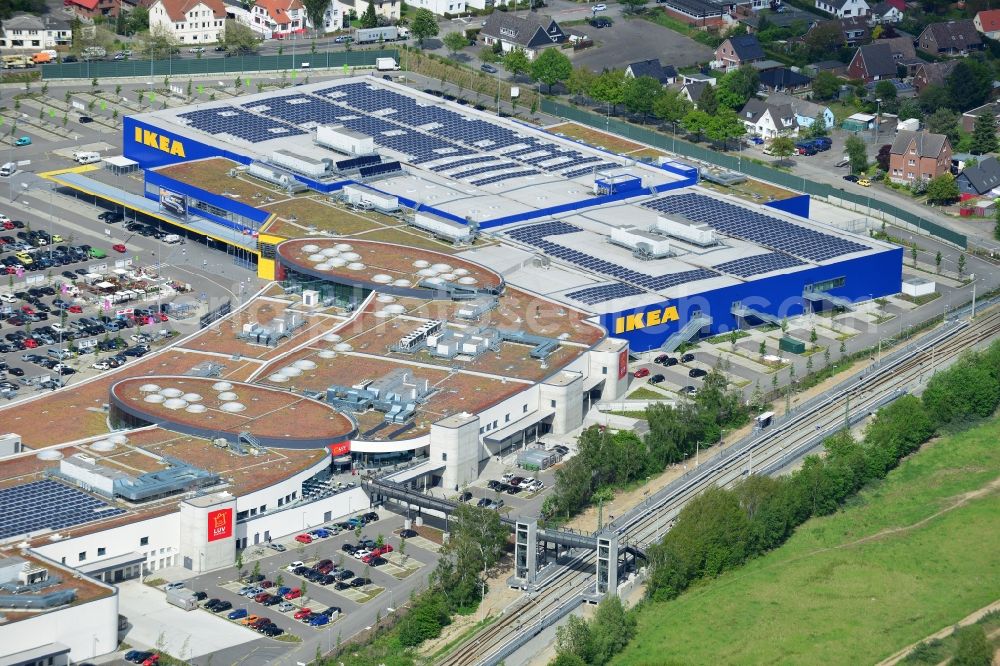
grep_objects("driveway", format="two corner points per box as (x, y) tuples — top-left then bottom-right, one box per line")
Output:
(118, 580), (261, 660)
(569, 16), (714, 71)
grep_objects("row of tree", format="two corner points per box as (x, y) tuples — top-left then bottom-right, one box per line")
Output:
(542, 369), (748, 522)
(645, 339), (1000, 602)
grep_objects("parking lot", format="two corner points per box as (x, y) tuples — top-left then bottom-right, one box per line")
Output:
(569, 16), (714, 72)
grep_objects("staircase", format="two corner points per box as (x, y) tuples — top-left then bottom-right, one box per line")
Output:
(660, 313), (712, 352)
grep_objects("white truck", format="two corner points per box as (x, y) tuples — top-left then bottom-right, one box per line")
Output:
(376, 57), (400, 72)
(73, 151), (101, 164)
(166, 588), (198, 611)
(357, 26), (409, 44)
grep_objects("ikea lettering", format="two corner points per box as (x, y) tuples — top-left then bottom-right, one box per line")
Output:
(614, 305), (680, 334)
(134, 127), (186, 158)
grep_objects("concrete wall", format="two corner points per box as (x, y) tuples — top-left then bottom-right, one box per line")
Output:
(430, 415), (480, 491)
(178, 495), (236, 573)
(539, 372), (584, 434)
(237, 487), (368, 545)
(33, 513), (180, 574)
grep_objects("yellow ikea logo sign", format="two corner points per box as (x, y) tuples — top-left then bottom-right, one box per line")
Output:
(614, 305), (680, 334)
(134, 127), (186, 158)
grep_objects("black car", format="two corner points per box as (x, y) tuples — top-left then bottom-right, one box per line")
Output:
(480, 63), (498, 74)
(363, 511), (379, 522)
(337, 569), (354, 580)
(261, 625), (284, 637)
(320, 574), (337, 585)
(688, 368), (708, 378)
(368, 556), (388, 567)
(680, 385), (697, 395)
(61, 271), (77, 280)
(661, 357), (678, 366)
(204, 598), (222, 610)
(399, 529), (418, 538)
(650, 374), (665, 384)
(487, 480), (501, 490)
(79, 116), (93, 123)
(477, 497), (491, 507)
(334, 581), (351, 590)
(7, 367), (23, 377)
(262, 595), (283, 606)
(293, 565), (310, 576)
(126, 651), (154, 664)
(590, 17), (612, 27)
(459, 491), (473, 502)
(350, 577), (372, 587)
(680, 353), (695, 363)
(341, 543), (357, 554)
(192, 590), (208, 601)
(214, 600), (233, 612)
(843, 174), (859, 183)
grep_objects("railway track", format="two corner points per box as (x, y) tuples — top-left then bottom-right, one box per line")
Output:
(439, 308), (1000, 666)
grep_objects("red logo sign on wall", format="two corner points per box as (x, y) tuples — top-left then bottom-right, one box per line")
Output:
(618, 348), (628, 380)
(329, 441), (351, 457)
(207, 508), (233, 542)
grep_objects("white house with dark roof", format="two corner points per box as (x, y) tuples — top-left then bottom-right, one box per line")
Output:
(739, 98), (799, 138)
(625, 59), (678, 85)
(763, 92), (834, 129)
(815, 0), (868, 18)
(0, 12), (72, 49)
(410, 0), (464, 16)
(479, 14), (566, 59)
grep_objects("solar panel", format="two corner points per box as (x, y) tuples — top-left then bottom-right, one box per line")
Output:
(565, 283), (645, 305)
(359, 161), (402, 178)
(714, 252), (805, 277)
(177, 108), (305, 144)
(336, 155), (381, 171)
(0, 479), (127, 540)
(644, 193), (868, 262)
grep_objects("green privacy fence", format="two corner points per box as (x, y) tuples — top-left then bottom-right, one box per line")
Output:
(41, 49), (399, 80)
(541, 99), (967, 249)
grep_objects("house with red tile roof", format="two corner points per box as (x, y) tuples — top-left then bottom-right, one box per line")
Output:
(974, 9), (1000, 40)
(149, 0), (227, 43)
(251, 0), (305, 38)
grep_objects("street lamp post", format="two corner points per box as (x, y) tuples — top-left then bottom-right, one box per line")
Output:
(874, 98), (882, 147)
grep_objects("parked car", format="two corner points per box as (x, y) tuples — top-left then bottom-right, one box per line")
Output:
(228, 608), (248, 620)
(310, 614), (330, 626)
(294, 608), (313, 620)
(295, 533), (313, 544)
(649, 374), (665, 384)
(843, 174), (859, 183)
(688, 368), (708, 378)
(283, 588), (302, 600)
(680, 353), (695, 363)
(633, 367), (650, 378)
(480, 63), (498, 74)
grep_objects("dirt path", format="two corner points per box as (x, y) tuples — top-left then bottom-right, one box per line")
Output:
(877, 599), (1000, 666)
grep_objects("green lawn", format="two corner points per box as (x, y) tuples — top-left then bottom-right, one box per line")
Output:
(614, 417), (1000, 666)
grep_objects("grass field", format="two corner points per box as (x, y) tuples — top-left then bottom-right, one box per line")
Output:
(613, 416), (1000, 666)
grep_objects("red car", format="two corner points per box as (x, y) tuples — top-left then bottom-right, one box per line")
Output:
(20, 305), (34, 314)
(633, 368), (650, 379)
(157, 312), (169, 322)
(2, 221), (14, 230)
(294, 534), (312, 544)
(254, 591), (271, 603)
(67, 305), (83, 313)
(112, 243), (127, 253)
(23, 338), (38, 348)
(283, 588), (301, 600)
(142, 656), (160, 666)
(372, 545), (393, 557)
(293, 608), (312, 620)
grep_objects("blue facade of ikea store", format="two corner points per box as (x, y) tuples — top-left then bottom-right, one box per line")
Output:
(602, 247), (904, 352)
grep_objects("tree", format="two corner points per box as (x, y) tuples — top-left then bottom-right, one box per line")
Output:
(696, 80), (718, 115)
(925, 172), (959, 205)
(234, 549), (244, 577)
(935, 250), (942, 273)
(845, 135), (868, 174)
(442, 31), (467, 56)
(705, 108), (746, 149)
(897, 98), (923, 122)
(958, 252), (966, 278)
(759, 339), (767, 357)
(808, 114), (829, 138)
(566, 66), (597, 96)
(874, 79), (897, 105)
(623, 75), (662, 122)
(652, 88), (693, 124)
(911, 245), (918, 267)
(620, 0), (649, 12)
(876, 143), (892, 171)
(590, 69), (627, 114)
(682, 109), (711, 141)
(479, 45), (499, 64)
(139, 24), (178, 59)
(948, 59), (992, 111)
(361, 0), (378, 28)
(502, 48), (531, 77)
(926, 107), (962, 146)
(812, 71), (841, 101)
(302, 0), (329, 37)
(770, 136), (796, 164)
(436, 504), (508, 610)
(952, 624), (992, 666)
(919, 84), (956, 115)
(717, 65), (759, 110)
(221, 19), (260, 54)
(531, 48), (572, 93)
(803, 23), (844, 60)
(411, 9), (439, 47)
(969, 110), (999, 155)
(128, 5), (149, 33)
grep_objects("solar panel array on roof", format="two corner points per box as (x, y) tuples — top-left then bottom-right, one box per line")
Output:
(177, 108), (304, 144)
(714, 252), (805, 278)
(565, 283), (645, 305)
(0, 479), (127, 540)
(358, 161), (402, 178)
(508, 222), (717, 292)
(336, 155), (381, 171)
(471, 169), (540, 186)
(644, 193), (868, 262)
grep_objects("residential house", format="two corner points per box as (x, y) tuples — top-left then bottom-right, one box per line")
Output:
(847, 42), (897, 81)
(869, 0), (903, 23)
(881, 35), (922, 74)
(625, 59), (677, 85)
(974, 9), (1000, 40)
(409, 0), (464, 16)
(888, 130), (952, 185)
(681, 72), (717, 86)
(681, 81), (709, 107)
(802, 17), (869, 49)
(808, 59), (848, 77)
(149, 0), (227, 43)
(758, 67), (812, 93)
(714, 34), (765, 71)
(0, 13), (72, 50)
(764, 92), (835, 129)
(328, 0), (400, 27)
(961, 101), (1000, 132)
(918, 20), (983, 56)
(739, 98), (799, 138)
(815, 0), (869, 19)
(659, 0), (726, 28)
(479, 14), (566, 60)
(912, 60), (957, 94)
(956, 156), (1000, 195)
(64, 0), (136, 19)
(250, 0), (305, 38)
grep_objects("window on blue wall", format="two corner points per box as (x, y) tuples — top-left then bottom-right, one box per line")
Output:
(807, 276), (846, 293)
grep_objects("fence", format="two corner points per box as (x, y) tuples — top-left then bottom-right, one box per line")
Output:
(40, 49), (400, 80)
(541, 99), (967, 249)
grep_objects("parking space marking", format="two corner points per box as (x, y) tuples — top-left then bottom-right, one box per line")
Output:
(401, 535), (441, 553)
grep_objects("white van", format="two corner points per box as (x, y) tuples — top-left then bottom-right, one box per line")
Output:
(0, 162), (15, 177)
(162, 234), (181, 244)
(73, 151), (101, 164)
